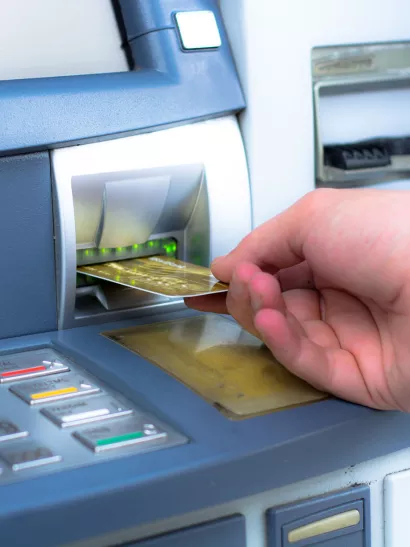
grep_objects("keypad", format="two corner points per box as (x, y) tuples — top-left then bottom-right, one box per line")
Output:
(0, 348), (186, 484)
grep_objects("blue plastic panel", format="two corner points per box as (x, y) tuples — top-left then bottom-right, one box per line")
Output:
(266, 486), (370, 547)
(0, 312), (405, 546)
(117, 0), (176, 39)
(0, 153), (57, 339)
(128, 515), (246, 547)
(117, 0), (225, 39)
(0, 0), (244, 155)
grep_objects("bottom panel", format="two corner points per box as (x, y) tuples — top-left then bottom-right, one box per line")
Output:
(127, 515), (246, 547)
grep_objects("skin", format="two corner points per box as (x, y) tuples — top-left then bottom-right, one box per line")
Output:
(185, 188), (410, 412)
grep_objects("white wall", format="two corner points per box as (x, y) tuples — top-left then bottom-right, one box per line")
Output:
(219, 0), (410, 227)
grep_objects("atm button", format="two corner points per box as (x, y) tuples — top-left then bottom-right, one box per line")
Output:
(0, 419), (28, 442)
(73, 417), (167, 453)
(0, 361), (69, 383)
(10, 374), (101, 405)
(0, 442), (62, 471)
(42, 396), (133, 428)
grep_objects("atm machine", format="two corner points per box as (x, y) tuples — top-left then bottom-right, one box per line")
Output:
(1, 1), (410, 546)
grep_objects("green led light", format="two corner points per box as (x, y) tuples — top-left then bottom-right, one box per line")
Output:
(133, 244), (139, 250)
(101, 248), (108, 254)
(115, 275), (121, 281)
(148, 241), (154, 248)
(84, 250), (89, 256)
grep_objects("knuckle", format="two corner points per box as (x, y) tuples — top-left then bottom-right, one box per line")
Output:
(304, 187), (338, 208)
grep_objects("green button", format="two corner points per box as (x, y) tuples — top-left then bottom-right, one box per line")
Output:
(95, 431), (144, 447)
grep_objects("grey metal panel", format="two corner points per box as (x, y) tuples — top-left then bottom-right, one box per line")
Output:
(0, 347), (186, 487)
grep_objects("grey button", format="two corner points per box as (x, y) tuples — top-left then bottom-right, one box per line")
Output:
(0, 419), (29, 442)
(0, 442), (62, 471)
(73, 417), (167, 453)
(10, 374), (101, 405)
(0, 359), (69, 383)
(42, 396), (133, 428)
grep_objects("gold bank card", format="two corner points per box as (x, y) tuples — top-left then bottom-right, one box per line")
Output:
(103, 315), (326, 418)
(77, 256), (228, 298)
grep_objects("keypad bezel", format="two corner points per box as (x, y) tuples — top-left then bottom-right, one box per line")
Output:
(0, 347), (187, 485)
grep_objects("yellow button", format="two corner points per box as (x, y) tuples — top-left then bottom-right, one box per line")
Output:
(31, 387), (78, 400)
(288, 509), (360, 543)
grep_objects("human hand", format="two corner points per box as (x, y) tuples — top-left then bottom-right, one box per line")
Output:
(185, 188), (410, 411)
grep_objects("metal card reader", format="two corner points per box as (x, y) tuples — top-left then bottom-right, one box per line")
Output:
(52, 117), (251, 329)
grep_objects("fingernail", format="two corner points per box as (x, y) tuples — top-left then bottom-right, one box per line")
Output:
(251, 293), (262, 313)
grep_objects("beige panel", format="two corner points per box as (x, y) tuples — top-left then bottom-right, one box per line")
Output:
(104, 314), (326, 418)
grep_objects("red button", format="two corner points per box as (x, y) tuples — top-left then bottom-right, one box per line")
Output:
(1, 365), (47, 378)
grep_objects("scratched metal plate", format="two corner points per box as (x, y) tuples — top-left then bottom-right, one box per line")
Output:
(103, 315), (326, 418)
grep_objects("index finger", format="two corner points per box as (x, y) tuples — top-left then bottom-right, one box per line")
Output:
(211, 190), (329, 283)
